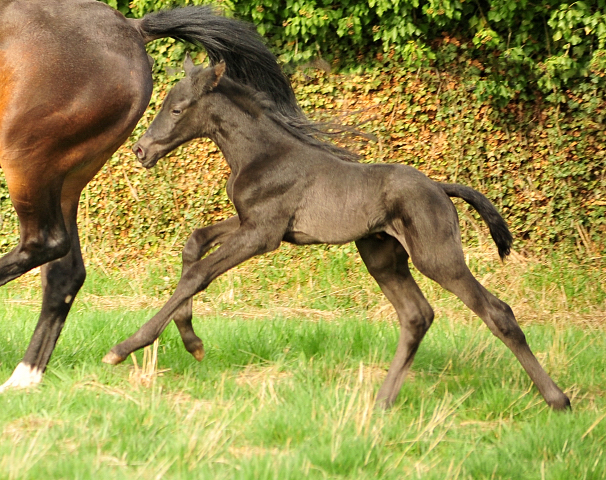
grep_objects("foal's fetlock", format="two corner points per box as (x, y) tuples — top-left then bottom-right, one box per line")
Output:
(550, 397), (572, 411)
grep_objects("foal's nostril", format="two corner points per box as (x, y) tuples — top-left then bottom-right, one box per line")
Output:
(133, 144), (146, 160)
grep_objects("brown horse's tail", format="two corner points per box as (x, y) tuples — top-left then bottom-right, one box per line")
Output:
(130, 6), (360, 163)
(130, 6), (302, 120)
(440, 183), (513, 260)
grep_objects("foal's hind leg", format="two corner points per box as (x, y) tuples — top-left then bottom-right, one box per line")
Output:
(356, 234), (435, 409)
(172, 216), (240, 360)
(0, 193), (85, 391)
(407, 238), (571, 410)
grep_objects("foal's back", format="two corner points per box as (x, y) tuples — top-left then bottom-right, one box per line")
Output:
(278, 140), (458, 247)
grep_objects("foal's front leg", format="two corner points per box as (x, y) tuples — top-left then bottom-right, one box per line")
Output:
(172, 216), (240, 361)
(103, 223), (282, 364)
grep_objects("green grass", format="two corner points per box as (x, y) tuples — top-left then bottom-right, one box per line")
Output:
(0, 246), (604, 479)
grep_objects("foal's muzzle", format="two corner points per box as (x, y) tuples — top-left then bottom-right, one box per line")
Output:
(132, 141), (159, 169)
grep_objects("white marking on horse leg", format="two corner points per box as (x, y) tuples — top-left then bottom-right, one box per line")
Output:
(65, 295), (73, 303)
(0, 363), (43, 393)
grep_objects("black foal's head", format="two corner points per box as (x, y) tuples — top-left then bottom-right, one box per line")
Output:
(132, 54), (225, 168)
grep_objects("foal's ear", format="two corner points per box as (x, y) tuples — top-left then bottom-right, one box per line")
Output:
(197, 61), (225, 93)
(209, 61), (226, 90)
(191, 61), (226, 96)
(184, 52), (195, 77)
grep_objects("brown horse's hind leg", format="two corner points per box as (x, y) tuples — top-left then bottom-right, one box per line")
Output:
(0, 194), (85, 391)
(355, 234), (434, 409)
(407, 234), (571, 411)
(0, 177), (71, 286)
(172, 216), (240, 361)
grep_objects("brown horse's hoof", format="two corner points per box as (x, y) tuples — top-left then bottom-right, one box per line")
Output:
(102, 350), (125, 365)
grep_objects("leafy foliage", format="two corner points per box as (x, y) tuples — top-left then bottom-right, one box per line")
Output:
(45, 67), (606, 262)
(0, 1), (604, 262)
(107, 0), (606, 106)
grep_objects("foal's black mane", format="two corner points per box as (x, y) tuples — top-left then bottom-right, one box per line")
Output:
(214, 76), (360, 162)
(141, 6), (302, 120)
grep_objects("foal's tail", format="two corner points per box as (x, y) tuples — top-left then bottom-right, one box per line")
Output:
(130, 6), (302, 119)
(439, 183), (513, 260)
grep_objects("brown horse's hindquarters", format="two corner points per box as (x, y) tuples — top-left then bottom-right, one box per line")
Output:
(0, 0), (152, 390)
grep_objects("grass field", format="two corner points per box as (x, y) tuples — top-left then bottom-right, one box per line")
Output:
(0, 244), (604, 479)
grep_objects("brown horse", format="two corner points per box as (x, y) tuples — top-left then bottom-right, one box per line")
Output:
(0, 0), (301, 391)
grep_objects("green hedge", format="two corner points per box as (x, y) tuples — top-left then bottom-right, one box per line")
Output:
(0, 1), (604, 262)
(98, 0), (606, 259)
(3, 67), (600, 262)
(107, 0), (606, 106)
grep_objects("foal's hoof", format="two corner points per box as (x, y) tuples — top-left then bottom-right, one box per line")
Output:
(548, 395), (572, 411)
(185, 340), (205, 362)
(191, 346), (205, 362)
(102, 350), (126, 365)
(374, 396), (394, 411)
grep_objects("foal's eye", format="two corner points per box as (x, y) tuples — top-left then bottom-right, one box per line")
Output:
(171, 108), (182, 116)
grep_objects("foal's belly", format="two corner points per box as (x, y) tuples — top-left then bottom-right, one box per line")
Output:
(281, 161), (395, 245)
(285, 196), (384, 245)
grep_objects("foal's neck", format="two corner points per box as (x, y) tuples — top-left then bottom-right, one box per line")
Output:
(208, 99), (294, 174)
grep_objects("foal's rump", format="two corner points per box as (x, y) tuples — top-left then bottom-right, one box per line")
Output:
(383, 166), (512, 268)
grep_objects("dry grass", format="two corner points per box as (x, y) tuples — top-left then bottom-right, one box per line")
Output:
(128, 339), (171, 388)
(4, 245), (603, 331)
(0, 243), (603, 479)
(0, 308), (604, 479)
